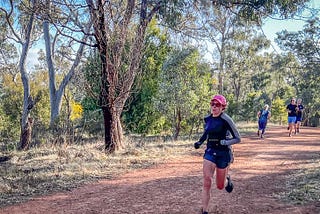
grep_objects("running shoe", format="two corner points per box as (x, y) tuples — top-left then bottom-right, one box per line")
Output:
(257, 130), (260, 136)
(201, 209), (208, 214)
(225, 175), (234, 193)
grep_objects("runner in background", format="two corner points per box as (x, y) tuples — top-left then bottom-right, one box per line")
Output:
(257, 104), (271, 138)
(194, 95), (241, 214)
(295, 98), (304, 134)
(286, 98), (297, 137)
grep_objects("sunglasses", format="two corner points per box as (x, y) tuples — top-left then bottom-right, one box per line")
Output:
(211, 102), (222, 107)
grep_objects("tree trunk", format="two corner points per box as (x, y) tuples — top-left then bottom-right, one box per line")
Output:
(88, 0), (160, 153)
(43, 18), (88, 127)
(218, 45), (225, 94)
(18, 0), (36, 150)
(102, 106), (113, 152)
(112, 111), (124, 150)
(102, 103), (124, 153)
(19, 117), (34, 150)
(173, 108), (181, 141)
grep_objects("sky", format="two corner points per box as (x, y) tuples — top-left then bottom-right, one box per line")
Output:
(261, 0), (320, 53)
(261, 18), (307, 53)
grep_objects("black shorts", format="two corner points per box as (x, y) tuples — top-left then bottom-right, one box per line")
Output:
(203, 148), (232, 169)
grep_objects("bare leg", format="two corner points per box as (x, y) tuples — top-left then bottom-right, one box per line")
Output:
(289, 123), (294, 136)
(297, 121), (301, 133)
(202, 159), (216, 212)
(216, 167), (229, 190)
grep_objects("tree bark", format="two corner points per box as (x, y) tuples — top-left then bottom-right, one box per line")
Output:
(18, 0), (36, 150)
(42, 17), (89, 127)
(173, 108), (181, 141)
(87, 0), (161, 153)
(19, 117), (34, 150)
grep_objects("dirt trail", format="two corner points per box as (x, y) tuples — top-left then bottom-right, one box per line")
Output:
(1, 126), (320, 214)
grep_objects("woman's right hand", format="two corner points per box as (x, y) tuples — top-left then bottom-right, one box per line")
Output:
(194, 142), (202, 149)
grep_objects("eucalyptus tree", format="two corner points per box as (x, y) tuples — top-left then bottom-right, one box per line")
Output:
(0, 9), (19, 140)
(0, 0), (42, 149)
(0, 10), (18, 78)
(0, 0), (90, 149)
(84, 0), (197, 152)
(171, 0), (310, 95)
(269, 53), (300, 99)
(37, 1), (91, 128)
(155, 48), (212, 140)
(194, 4), (239, 95)
(276, 18), (320, 126)
(122, 19), (171, 135)
(225, 25), (270, 100)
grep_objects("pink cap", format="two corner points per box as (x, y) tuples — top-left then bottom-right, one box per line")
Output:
(211, 94), (227, 106)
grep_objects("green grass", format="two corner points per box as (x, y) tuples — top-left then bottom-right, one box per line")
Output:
(274, 158), (320, 205)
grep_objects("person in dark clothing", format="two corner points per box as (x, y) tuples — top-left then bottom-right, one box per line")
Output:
(194, 95), (241, 214)
(295, 98), (304, 134)
(286, 98), (297, 137)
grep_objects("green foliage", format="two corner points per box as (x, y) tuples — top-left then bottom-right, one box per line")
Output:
(155, 47), (213, 137)
(0, 103), (18, 144)
(225, 25), (271, 93)
(29, 71), (50, 128)
(1, 0), (318, 148)
(80, 54), (104, 135)
(123, 19), (171, 134)
(0, 74), (23, 142)
(234, 0), (309, 21)
(276, 18), (320, 126)
(0, 71), (52, 143)
(239, 91), (262, 121)
(271, 97), (287, 124)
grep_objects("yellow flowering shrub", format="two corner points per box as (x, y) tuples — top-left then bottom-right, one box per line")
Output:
(70, 101), (83, 121)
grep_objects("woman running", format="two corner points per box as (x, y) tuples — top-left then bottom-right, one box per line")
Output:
(257, 104), (271, 138)
(286, 98), (297, 137)
(194, 95), (241, 214)
(295, 98), (304, 134)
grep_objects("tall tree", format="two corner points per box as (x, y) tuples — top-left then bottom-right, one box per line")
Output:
(85, 0), (190, 152)
(171, 0), (310, 94)
(276, 18), (320, 126)
(156, 48), (212, 140)
(39, 0), (90, 127)
(225, 24), (270, 101)
(0, 0), (41, 149)
(123, 18), (171, 135)
(195, 5), (238, 94)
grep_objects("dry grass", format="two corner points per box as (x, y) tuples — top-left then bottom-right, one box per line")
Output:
(0, 136), (194, 207)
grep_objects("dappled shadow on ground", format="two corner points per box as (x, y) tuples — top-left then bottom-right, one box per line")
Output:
(1, 126), (320, 214)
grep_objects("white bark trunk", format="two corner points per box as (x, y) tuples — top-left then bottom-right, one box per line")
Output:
(18, 0), (36, 149)
(43, 20), (89, 126)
